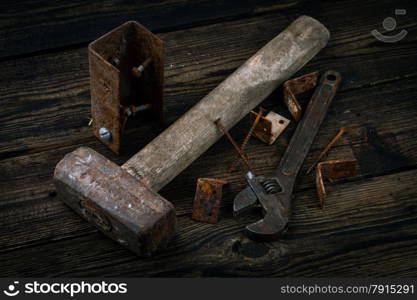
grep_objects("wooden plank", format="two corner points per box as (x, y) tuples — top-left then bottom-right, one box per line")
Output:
(1, 168), (417, 276)
(1, 1), (417, 276)
(0, 0), (297, 59)
(1, 75), (416, 253)
(1, 4), (416, 159)
(1, 9), (416, 207)
(1, 2), (417, 241)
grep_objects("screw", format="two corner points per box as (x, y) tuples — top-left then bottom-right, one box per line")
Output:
(214, 118), (253, 172)
(110, 57), (120, 67)
(99, 127), (112, 141)
(132, 57), (153, 78)
(229, 107), (265, 172)
(124, 103), (152, 117)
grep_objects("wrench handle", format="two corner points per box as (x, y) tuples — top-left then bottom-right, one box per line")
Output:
(277, 71), (341, 178)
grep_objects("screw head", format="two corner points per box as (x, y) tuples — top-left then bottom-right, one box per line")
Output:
(99, 127), (111, 141)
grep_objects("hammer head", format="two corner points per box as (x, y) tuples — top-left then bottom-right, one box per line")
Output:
(54, 147), (176, 256)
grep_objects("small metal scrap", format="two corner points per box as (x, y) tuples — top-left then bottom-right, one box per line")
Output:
(215, 118), (253, 172)
(229, 107), (265, 172)
(316, 159), (357, 209)
(192, 178), (228, 224)
(283, 71), (320, 121)
(249, 110), (290, 145)
(306, 127), (346, 174)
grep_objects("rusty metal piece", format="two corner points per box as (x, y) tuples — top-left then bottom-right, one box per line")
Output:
(124, 103), (153, 117)
(89, 21), (164, 154)
(192, 178), (228, 224)
(120, 103), (153, 134)
(249, 110), (290, 145)
(132, 57), (153, 78)
(54, 147), (176, 256)
(234, 71), (341, 241)
(306, 127), (346, 174)
(54, 16), (330, 256)
(215, 119), (253, 172)
(229, 107), (265, 172)
(283, 71), (320, 121)
(316, 159), (357, 209)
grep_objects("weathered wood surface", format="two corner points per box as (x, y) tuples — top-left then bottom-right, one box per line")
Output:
(0, 0), (297, 59)
(1, 0), (417, 276)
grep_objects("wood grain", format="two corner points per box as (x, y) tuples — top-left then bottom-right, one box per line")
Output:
(1, 169), (417, 277)
(1, 0), (417, 276)
(0, 0), (297, 59)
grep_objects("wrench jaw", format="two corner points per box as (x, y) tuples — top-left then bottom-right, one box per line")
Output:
(245, 207), (290, 242)
(233, 172), (292, 241)
(233, 186), (258, 217)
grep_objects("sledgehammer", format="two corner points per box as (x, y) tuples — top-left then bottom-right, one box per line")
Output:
(54, 16), (329, 256)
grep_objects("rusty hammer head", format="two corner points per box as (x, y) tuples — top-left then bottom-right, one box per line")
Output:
(54, 147), (176, 256)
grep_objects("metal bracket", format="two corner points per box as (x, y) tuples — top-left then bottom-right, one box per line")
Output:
(316, 159), (357, 208)
(283, 71), (320, 121)
(249, 110), (290, 145)
(192, 178), (228, 224)
(88, 21), (164, 154)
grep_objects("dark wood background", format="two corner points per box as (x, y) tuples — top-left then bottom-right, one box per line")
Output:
(1, 0), (417, 277)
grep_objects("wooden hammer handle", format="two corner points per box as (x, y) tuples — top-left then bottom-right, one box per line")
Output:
(122, 16), (330, 192)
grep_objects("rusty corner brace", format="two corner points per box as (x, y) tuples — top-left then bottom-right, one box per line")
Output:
(192, 178), (228, 224)
(306, 127), (346, 174)
(283, 71), (320, 121)
(89, 21), (164, 154)
(249, 110), (290, 145)
(316, 159), (357, 209)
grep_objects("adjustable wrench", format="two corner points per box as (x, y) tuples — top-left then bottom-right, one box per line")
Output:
(234, 71), (341, 241)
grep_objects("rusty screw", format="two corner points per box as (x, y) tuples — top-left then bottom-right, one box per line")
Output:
(124, 103), (152, 117)
(229, 107), (265, 172)
(132, 58), (153, 78)
(214, 119), (253, 172)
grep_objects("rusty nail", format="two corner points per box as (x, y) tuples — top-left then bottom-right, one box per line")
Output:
(192, 178), (228, 224)
(132, 58), (153, 78)
(306, 127), (346, 174)
(283, 71), (320, 121)
(214, 118), (253, 172)
(316, 159), (357, 209)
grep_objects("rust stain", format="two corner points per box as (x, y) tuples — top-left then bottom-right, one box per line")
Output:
(89, 21), (164, 154)
(192, 178), (228, 224)
(283, 71), (320, 121)
(315, 159), (357, 208)
(306, 127), (346, 174)
(249, 110), (290, 145)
